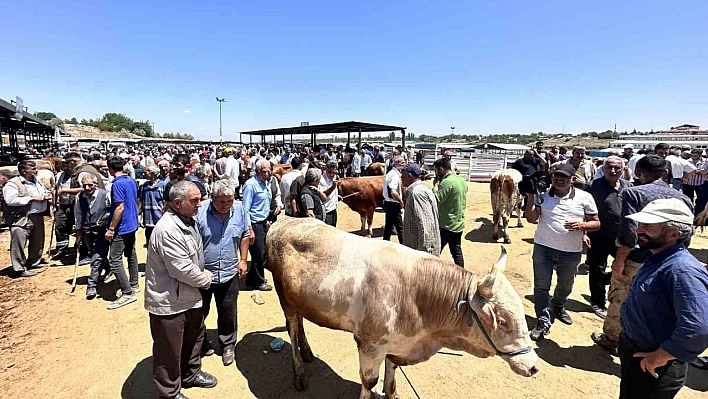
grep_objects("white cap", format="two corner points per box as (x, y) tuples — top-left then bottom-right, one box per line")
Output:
(623, 144), (634, 149)
(626, 198), (693, 225)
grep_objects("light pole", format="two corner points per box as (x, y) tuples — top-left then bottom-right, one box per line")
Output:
(451, 126), (455, 136)
(216, 97), (226, 144)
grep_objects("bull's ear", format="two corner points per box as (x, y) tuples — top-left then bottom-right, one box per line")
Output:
(472, 295), (497, 330)
(493, 246), (508, 272)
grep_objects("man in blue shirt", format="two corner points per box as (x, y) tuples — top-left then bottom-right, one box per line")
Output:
(196, 180), (250, 366)
(618, 198), (708, 399)
(242, 159), (273, 291)
(105, 156), (140, 310)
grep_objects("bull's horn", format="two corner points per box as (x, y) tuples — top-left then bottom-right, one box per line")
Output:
(493, 246), (507, 272)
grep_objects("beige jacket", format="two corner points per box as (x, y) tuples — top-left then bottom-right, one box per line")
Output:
(144, 208), (211, 316)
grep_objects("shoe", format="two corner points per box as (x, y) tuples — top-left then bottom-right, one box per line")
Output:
(591, 305), (607, 319)
(201, 342), (215, 357)
(551, 307), (573, 325)
(591, 331), (618, 356)
(255, 283), (273, 292)
(103, 272), (115, 283)
(78, 257), (91, 266)
(107, 294), (137, 310)
(131, 285), (140, 294)
(174, 393), (190, 399)
(222, 347), (235, 366)
(50, 250), (69, 261)
(691, 357), (708, 370)
(182, 370), (218, 389)
(15, 270), (37, 278)
(530, 322), (551, 341)
(86, 287), (97, 300)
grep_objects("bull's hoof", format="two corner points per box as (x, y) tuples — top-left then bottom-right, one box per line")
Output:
(293, 373), (309, 391)
(517, 223), (524, 228)
(492, 234), (499, 241)
(301, 346), (315, 363)
(504, 237), (511, 244)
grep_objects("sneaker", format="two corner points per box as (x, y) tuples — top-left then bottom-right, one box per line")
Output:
(591, 331), (618, 356)
(103, 272), (115, 283)
(86, 287), (97, 300)
(78, 257), (91, 266)
(530, 322), (551, 341)
(691, 357), (708, 370)
(591, 304), (607, 319)
(131, 285), (140, 294)
(551, 307), (573, 325)
(15, 270), (37, 278)
(50, 249), (69, 261)
(107, 294), (137, 310)
(254, 283), (273, 292)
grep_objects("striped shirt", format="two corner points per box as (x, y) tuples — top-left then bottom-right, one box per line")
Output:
(140, 179), (167, 227)
(684, 159), (708, 186)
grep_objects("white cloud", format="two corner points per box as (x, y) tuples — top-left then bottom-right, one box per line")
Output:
(183, 110), (191, 113)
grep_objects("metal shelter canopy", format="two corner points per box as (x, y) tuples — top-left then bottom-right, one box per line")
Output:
(0, 98), (56, 164)
(239, 121), (408, 150)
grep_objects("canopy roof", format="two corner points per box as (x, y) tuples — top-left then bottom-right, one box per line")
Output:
(473, 143), (531, 151)
(240, 121), (406, 136)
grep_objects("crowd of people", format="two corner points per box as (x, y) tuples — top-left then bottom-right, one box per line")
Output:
(2, 139), (707, 399)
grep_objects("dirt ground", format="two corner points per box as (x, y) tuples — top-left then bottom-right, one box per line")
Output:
(1, 181), (707, 399)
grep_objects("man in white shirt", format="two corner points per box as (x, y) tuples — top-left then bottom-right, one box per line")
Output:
(318, 161), (339, 226)
(382, 156), (405, 242)
(351, 151), (362, 177)
(628, 150), (647, 185)
(223, 148), (240, 191)
(665, 149), (696, 191)
(524, 163), (600, 341)
(360, 150), (372, 176)
(280, 157), (306, 216)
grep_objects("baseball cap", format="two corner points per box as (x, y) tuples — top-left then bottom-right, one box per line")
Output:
(626, 198), (693, 225)
(326, 160), (338, 168)
(402, 163), (421, 177)
(623, 144), (634, 149)
(553, 163), (575, 177)
(224, 147), (233, 153)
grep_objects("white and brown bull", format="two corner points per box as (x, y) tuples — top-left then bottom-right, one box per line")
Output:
(267, 217), (539, 399)
(490, 169), (524, 244)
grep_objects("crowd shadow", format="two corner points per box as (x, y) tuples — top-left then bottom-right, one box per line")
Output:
(687, 365), (708, 391)
(63, 274), (121, 301)
(534, 339), (621, 377)
(121, 357), (159, 399)
(524, 294), (594, 314)
(464, 217), (494, 243)
(347, 227), (384, 238)
(235, 332), (360, 398)
(687, 247), (708, 265)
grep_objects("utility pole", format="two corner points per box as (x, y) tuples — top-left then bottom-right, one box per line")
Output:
(216, 97), (226, 144)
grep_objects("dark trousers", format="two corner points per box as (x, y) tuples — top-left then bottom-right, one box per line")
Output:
(246, 222), (268, 287)
(54, 206), (74, 250)
(10, 214), (45, 273)
(619, 333), (687, 399)
(149, 308), (205, 399)
(383, 201), (403, 242)
(145, 226), (155, 246)
(681, 184), (700, 204)
(695, 182), (708, 216)
(440, 228), (464, 267)
(586, 233), (616, 308)
(325, 209), (338, 227)
(82, 228), (109, 289)
(109, 232), (139, 295)
(201, 276), (239, 350)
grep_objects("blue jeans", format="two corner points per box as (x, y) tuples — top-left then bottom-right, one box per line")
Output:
(672, 178), (682, 191)
(532, 244), (581, 326)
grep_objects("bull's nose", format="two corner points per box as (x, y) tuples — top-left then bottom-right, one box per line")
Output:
(528, 364), (540, 377)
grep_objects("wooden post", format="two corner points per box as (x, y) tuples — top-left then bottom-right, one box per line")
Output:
(357, 128), (362, 151)
(347, 131), (351, 147)
(401, 129), (406, 149)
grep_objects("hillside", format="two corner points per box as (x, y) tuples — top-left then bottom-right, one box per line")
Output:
(63, 125), (144, 139)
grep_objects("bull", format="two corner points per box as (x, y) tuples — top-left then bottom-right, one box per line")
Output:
(365, 162), (386, 176)
(337, 175), (384, 237)
(267, 217), (539, 399)
(490, 169), (524, 244)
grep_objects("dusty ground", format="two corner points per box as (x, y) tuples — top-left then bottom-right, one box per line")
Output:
(0, 181), (707, 399)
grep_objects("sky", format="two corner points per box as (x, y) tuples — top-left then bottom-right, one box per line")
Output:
(2, 0), (708, 141)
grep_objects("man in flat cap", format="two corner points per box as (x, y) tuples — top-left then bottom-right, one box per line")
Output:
(400, 163), (440, 256)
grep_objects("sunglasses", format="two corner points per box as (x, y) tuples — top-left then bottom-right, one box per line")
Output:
(82, 184), (96, 188)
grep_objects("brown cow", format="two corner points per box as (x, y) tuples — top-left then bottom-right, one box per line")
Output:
(490, 169), (523, 244)
(267, 218), (539, 399)
(337, 175), (384, 237)
(365, 162), (385, 176)
(272, 163), (293, 182)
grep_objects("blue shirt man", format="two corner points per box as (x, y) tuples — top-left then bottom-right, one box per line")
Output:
(197, 199), (250, 284)
(242, 175), (271, 223)
(107, 174), (139, 235)
(617, 198), (708, 399)
(242, 160), (274, 291)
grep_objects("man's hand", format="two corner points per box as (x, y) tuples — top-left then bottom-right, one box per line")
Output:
(237, 259), (248, 278)
(204, 269), (214, 283)
(564, 220), (584, 231)
(75, 229), (83, 242)
(105, 229), (115, 242)
(582, 234), (591, 249)
(611, 258), (625, 279)
(399, 200), (404, 209)
(634, 349), (674, 378)
(274, 206), (282, 216)
(30, 195), (46, 202)
(249, 227), (255, 244)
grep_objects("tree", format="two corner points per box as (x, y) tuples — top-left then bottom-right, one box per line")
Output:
(35, 111), (57, 121)
(47, 117), (65, 128)
(64, 117), (78, 125)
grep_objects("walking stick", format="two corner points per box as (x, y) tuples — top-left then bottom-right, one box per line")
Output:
(46, 209), (56, 256)
(69, 236), (82, 296)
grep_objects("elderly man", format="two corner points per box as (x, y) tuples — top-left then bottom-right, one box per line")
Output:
(360, 149), (372, 176)
(145, 181), (218, 399)
(74, 173), (111, 299)
(551, 146), (596, 189)
(401, 163), (440, 255)
(105, 156), (140, 310)
(139, 165), (167, 246)
(382, 156), (405, 242)
(242, 159), (274, 291)
(592, 155), (694, 355)
(432, 157), (468, 267)
(296, 168), (326, 220)
(280, 157), (305, 216)
(157, 159), (171, 182)
(2, 161), (51, 278)
(319, 161), (339, 227)
(682, 148), (708, 205)
(51, 153), (82, 260)
(617, 199), (708, 399)
(525, 163), (600, 341)
(196, 180), (250, 366)
(587, 156), (630, 318)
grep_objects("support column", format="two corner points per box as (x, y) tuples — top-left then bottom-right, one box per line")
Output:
(401, 129), (406, 149)
(290, 133), (293, 145)
(347, 131), (350, 147)
(357, 128), (362, 151)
